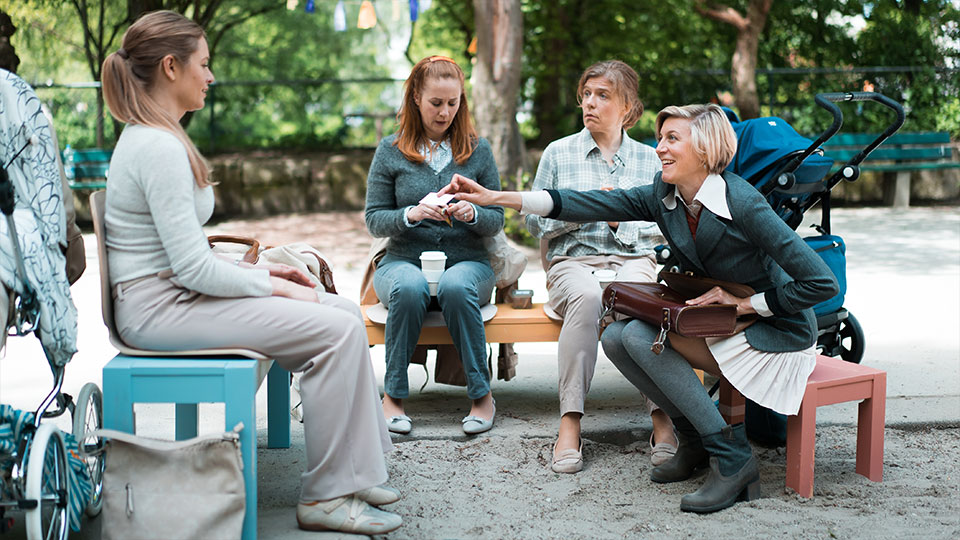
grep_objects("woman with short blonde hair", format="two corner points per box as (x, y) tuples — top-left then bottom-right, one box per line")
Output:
(444, 102), (838, 514)
(655, 104), (738, 175)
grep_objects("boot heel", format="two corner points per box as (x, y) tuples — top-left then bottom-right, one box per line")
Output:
(739, 480), (761, 502)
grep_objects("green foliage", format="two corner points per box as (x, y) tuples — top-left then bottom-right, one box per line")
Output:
(10, 0), (960, 153)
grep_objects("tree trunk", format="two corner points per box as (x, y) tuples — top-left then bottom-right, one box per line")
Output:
(696, 0), (772, 120)
(471, 0), (527, 189)
(0, 10), (19, 73)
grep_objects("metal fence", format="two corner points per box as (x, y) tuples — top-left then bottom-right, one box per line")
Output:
(31, 65), (958, 152)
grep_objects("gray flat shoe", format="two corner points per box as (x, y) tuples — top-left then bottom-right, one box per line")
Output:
(462, 400), (495, 435)
(387, 415), (412, 434)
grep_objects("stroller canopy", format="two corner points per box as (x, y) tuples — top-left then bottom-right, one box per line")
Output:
(0, 69), (78, 367)
(723, 109), (834, 191)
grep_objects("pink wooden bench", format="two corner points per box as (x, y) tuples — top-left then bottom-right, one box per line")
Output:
(719, 354), (886, 498)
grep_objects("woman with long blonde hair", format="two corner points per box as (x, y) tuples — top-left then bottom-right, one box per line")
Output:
(101, 11), (402, 534)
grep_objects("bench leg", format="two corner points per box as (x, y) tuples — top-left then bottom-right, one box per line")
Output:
(102, 361), (135, 434)
(786, 393), (817, 498)
(267, 362), (291, 449)
(856, 372), (886, 482)
(224, 364), (258, 540)
(175, 404), (199, 440)
(718, 378), (745, 425)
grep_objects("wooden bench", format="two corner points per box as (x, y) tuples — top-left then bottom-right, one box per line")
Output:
(719, 354), (886, 498)
(363, 302), (562, 345)
(63, 147), (111, 190)
(821, 131), (958, 207)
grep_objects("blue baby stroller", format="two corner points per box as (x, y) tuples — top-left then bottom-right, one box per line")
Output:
(722, 92), (905, 365)
(1, 69), (104, 539)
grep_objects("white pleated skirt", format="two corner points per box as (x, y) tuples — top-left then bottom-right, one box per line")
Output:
(706, 332), (816, 416)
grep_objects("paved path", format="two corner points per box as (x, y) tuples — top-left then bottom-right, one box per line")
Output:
(1, 206), (957, 539)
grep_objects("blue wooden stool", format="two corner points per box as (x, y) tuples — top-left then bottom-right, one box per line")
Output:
(102, 355), (290, 540)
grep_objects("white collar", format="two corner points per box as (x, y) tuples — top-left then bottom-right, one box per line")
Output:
(661, 173), (731, 220)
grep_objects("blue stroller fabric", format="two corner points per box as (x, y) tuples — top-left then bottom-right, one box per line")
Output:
(0, 69), (78, 367)
(804, 234), (847, 315)
(0, 404), (93, 532)
(723, 110), (834, 195)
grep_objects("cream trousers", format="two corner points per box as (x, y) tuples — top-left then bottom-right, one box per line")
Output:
(113, 275), (392, 502)
(545, 254), (659, 416)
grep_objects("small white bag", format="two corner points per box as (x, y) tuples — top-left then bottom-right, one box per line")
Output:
(91, 425), (246, 540)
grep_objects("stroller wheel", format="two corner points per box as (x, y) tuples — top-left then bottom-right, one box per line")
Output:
(837, 311), (865, 364)
(24, 423), (70, 540)
(72, 383), (105, 517)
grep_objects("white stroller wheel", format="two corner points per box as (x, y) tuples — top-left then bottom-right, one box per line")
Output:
(73, 382), (105, 516)
(24, 423), (70, 540)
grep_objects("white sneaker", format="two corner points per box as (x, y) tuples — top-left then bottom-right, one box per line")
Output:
(355, 484), (401, 505)
(297, 495), (402, 534)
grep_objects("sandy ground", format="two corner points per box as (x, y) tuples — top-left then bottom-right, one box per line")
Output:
(2, 206), (959, 539)
(215, 207), (960, 540)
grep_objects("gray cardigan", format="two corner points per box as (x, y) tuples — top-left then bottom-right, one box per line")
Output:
(365, 134), (504, 266)
(546, 171), (838, 352)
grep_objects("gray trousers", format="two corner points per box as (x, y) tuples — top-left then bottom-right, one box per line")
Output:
(545, 254), (659, 415)
(114, 276), (392, 502)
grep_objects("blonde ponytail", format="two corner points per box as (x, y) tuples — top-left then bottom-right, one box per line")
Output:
(101, 11), (213, 187)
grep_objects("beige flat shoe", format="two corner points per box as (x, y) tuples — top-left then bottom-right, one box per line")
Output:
(297, 495), (402, 534)
(551, 438), (583, 474)
(649, 431), (679, 466)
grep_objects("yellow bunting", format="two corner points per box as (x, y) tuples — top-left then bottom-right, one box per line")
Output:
(286, 0), (298, 10)
(358, 0), (378, 29)
(468, 36), (477, 55)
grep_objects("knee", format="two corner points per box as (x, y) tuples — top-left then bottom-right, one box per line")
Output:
(386, 279), (429, 309)
(619, 321), (662, 366)
(565, 287), (603, 315)
(600, 321), (628, 363)
(436, 280), (478, 307)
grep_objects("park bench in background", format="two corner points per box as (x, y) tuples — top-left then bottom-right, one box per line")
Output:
(818, 131), (957, 208)
(63, 147), (111, 190)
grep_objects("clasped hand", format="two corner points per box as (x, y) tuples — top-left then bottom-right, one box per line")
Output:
(407, 194), (475, 224)
(685, 286), (756, 317)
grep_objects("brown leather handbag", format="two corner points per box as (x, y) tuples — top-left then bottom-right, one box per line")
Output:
(601, 278), (750, 355)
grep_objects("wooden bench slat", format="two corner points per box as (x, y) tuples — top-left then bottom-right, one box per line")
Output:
(826, 147), (952, 161)
(363, 303), (562, 345)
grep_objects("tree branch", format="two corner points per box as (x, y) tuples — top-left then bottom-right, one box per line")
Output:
(694, 1), (748, 31)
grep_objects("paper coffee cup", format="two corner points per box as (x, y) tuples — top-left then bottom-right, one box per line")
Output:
(593, 269), (616, 289)
(419, 251), (447, 272)
(422, 269), (444, 282)
(428, 282), (439, 296)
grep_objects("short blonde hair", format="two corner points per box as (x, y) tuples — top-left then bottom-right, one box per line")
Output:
(655, 104), (737, 174)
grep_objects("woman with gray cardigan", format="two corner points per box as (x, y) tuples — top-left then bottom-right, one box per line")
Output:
(443, 104), (838, 514)
(100, 11), (401, 535)
(365, 56), (504, 436)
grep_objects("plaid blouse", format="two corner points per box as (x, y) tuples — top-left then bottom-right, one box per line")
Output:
(527, 128), (663, 262)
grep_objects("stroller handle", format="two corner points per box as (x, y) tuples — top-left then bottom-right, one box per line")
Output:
(818, 92), (906, 190)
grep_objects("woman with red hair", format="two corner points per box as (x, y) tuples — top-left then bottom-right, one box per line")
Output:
(365, 56), (503, 436)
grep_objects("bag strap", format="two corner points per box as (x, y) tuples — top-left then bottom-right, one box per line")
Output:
(208, 235), (261, 264)
(82, 422), (243, 458)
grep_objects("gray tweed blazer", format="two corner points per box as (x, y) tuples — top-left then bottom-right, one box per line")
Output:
(546, 171), (838, 352)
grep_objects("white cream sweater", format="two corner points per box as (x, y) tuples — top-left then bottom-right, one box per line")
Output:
(104, 125), (271, 297)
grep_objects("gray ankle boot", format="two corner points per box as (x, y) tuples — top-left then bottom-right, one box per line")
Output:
(650, 416), (708, 484)
(680, 423), (760, 513)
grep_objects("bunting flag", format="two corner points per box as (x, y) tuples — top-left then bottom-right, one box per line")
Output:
(410, 0), (419, 22)
(305, 0), (315, 14)
(393, 0), (403, 21)
(334, 0), (347, 31)
(286, 0), (298, 10)
(421, 0), (432, 11)
(358, 0), (377, 28)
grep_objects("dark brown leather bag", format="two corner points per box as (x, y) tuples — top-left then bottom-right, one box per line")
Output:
(601, 282), (740, 355)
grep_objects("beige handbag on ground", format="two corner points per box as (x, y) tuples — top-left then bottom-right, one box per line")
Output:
(90, 424), (246, 540)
